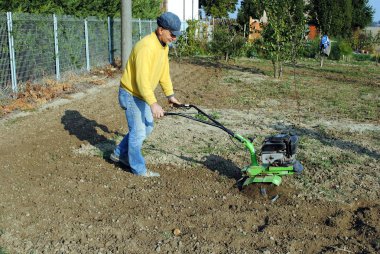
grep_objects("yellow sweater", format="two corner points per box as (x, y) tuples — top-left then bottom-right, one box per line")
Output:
(120, 32), (174, 105)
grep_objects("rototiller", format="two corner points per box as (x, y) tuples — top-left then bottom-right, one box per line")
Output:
(165, 104), (303, 187)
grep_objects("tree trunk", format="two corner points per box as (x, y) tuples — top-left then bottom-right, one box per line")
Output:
(225, 52), (229, 62)
(272, 60), (277, 78)
(279, 62), (283, 78)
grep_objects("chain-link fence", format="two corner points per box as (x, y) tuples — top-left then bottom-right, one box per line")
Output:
(0, 14), (11, 96)
(0, 12), (176, 98)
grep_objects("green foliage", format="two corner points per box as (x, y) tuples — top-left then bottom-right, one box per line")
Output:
(301, 39), (320, 58)
(309, 0), (374, 38)
(200, 0), (238, 18)
(329, 41), (341, 60)
(0, 0), (162, 19)
(194, 111), (220, 121)
(237, 0), (265, 25)
(258, 0), (306, 78)
(338, 40), (353, 56)
(132, 0), (162, 19)
(309, 0), (352, 37)
(324, 37), (376, 61)
(175, 20), (209, 56)
(241, 43), (259, 58)
(353, 30), (380, 52)
(352, 53), (373, 61)
(328, 38), (364, 61)
(209, 20), (246, 61)
(351, 0), (375, 29)
(0, 0), (118, 17)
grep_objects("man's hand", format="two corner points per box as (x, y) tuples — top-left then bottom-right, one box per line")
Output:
(150, 102), (165, 119)
(168, 96), (181, 107)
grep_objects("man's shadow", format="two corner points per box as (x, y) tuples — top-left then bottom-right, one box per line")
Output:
(61, 110), (121, 161)
(197, 154), (242, 180)
(149, 147), (242, 180)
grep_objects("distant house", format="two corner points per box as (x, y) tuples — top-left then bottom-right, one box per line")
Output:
(248, 11), (268, 42)
(161, 0), (199, 21)
(248, 10), (320, 41)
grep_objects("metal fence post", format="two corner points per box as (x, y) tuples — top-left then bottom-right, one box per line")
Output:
(139, 18), (142, 40)
(149, 20), (152, 33)
(53, 14), (60, 80)
(107, 16), (114, 65)
(6, 12), (17, 93)
(84, 19), (90, 71)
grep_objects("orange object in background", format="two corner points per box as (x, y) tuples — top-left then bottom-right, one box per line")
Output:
(248, 16), (262, 42)
(308, 24), (318, 40)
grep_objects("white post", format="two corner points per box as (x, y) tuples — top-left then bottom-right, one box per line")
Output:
(6, 12), (17, 92)
(149, 20), (152, 33)
(192, 0), (194, 20)
(53, 14), (60, 80)
(84, 19), (90, 71)
(183, 0), (186, 21)
(139, 18), (142, 40)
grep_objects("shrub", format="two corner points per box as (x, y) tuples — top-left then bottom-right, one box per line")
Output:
(338, 40), (353, 57)
(209, 21), (246, 61)
(301, 39), (320, 58)
(242, 43), (259, 58)
(329, 41), (341, 60)
(352, 53), (373, 61)
(175, 20), (209, 57)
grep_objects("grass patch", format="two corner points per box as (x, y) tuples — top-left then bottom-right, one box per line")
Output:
(194, 111), (221, 121)
(223, 76), (242, 83)
(227, 58), (379, 122)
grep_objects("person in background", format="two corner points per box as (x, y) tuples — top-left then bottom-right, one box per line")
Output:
(110, 12), (181, 177)
(320, 33), (331, 56)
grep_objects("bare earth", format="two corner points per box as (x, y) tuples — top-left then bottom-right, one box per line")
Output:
(0, 59), (379, 253)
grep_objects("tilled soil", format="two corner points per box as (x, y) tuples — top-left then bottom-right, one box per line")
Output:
(0, 59), (379, 253)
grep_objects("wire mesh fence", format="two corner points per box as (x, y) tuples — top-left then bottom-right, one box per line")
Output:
(12, 13), (56, 90)
(0, 14), (12, 96)
(0, 13), (171, 98)
(87, 17), (109, 69)
(58, 16), (87, 74)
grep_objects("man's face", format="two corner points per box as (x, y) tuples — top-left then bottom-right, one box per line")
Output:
(158, 27), (177, 44)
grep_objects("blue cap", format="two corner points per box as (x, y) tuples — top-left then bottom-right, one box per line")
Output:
(157, 12), (182, 36)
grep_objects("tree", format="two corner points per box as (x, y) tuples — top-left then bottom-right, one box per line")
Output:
(209, 20), (246, 61)
(351, 0), (375, 30)
(237, 0), (265, 25)
(309, 0), (337, 36)
(132, 0), (162, 19)
(309, 0), (374, 38)
(0, 0), (162, 19)
(200, 0), (238, 18)
(258, 0), (306, 78)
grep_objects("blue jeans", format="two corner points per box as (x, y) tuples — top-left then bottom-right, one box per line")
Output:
(113, 88), (154, 175)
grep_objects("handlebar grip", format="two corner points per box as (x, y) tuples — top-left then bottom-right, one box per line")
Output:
(173, 103), (191, 109)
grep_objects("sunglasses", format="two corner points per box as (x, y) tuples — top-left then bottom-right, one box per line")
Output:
(163, 28), (176, 38)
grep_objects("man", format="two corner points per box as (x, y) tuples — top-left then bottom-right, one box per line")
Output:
(320, 34), (331, 56)
(110, 12), (181, 177)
